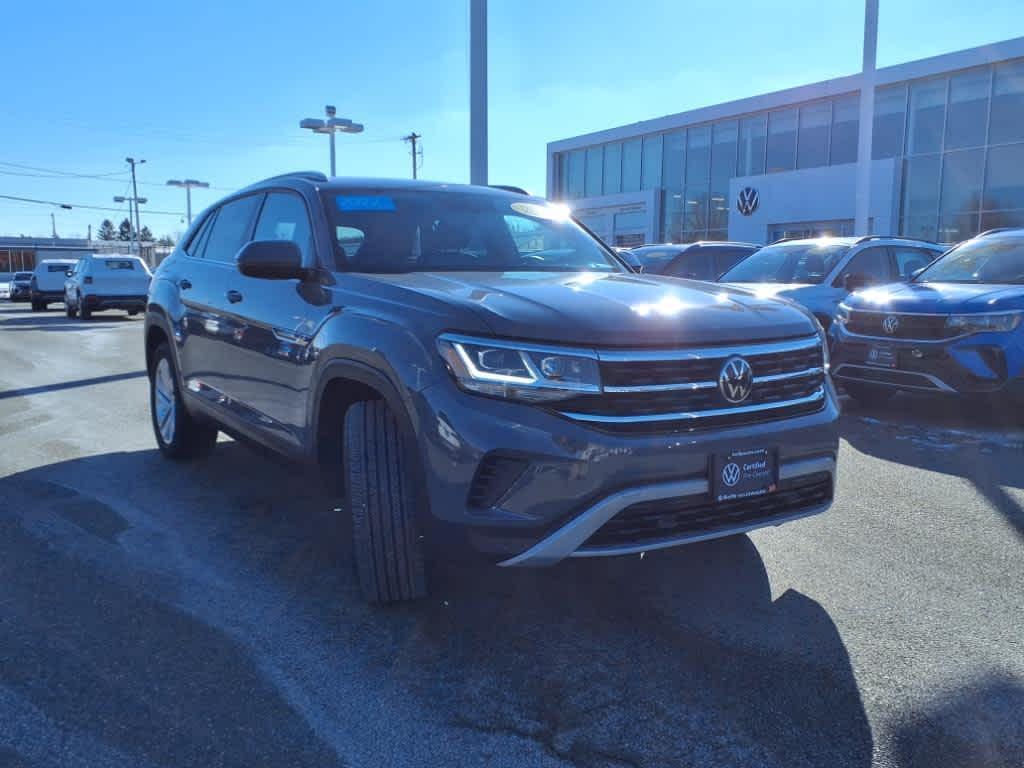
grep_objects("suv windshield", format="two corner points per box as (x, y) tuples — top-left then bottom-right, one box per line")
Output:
(916, 235), (1024, 284)
(13, 272), (32, 281)
(323, 190), (621, 273)
(721, 242), (849, 284)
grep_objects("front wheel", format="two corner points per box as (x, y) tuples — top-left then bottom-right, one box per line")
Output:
(79, 301), (91, 320)
(66, 294), (79, 318)
(843, 381), (896, 406)
(344, 400), (427, 604)
(149, 342), (218, 460)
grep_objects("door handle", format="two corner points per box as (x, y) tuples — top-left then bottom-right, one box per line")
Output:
(179, 279), (192, 290)
(226, 290), (243, 304)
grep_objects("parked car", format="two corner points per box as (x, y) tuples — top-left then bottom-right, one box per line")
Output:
(145, 173), (839, 603)
(65, 254), (151, 319)
(9, 271), (34, 302)
(831, 228), (1024, 408)
(719, 236), (945, 329)
(30, 259), (80, 310)
(632, 242), (758, 280)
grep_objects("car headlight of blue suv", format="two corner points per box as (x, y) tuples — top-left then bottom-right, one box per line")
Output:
(945, 312), (1022, 334)
(437, 333), (601, 402)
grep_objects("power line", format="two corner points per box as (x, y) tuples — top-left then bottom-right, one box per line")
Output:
(0, 160), (127, 179)
(0, 192), (183, 217)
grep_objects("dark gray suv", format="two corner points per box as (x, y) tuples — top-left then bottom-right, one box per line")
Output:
(144, 173), (839, 603)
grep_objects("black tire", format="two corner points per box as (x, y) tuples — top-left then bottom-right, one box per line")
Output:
(344, 400), (427, 603)
(128, 309), (140, 317)
(843, 381), (896, 406)
(79, 302), (91, 320)
(66, 296), (78, 318)
(149, 342), (218, 460)
(30, 300), (41, 312)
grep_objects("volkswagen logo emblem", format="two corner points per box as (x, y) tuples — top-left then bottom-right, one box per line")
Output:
(736, 187), (759, 216)
(722, 462), (742, 487)
(883, 315), (900, 335)
(719, 356), (754, 403)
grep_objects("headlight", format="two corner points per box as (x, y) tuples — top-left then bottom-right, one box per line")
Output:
(945, 312), (1022, 334)
(835, 303), (851, 326)
(437, 334), (600, 402)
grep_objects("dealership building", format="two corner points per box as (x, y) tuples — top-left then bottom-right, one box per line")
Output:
(546, 37), (1024, 247)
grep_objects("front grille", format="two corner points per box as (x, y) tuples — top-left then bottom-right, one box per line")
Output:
(582, 472), (832, 550)
(846, 310), (957, 340)
(558, 337), (826, 433)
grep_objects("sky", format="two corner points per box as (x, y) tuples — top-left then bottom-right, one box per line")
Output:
(1, 0), (1021, 240)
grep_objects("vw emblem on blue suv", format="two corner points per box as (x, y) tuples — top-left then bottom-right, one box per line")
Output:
(722, 462), (742, 487)
(883, 315), (900, 335)
(736, 187), (759, 216)
(719, 356), (754, 403)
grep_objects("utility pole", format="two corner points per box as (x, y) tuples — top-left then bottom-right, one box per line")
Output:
(854, 0), (878, 236)
(469, 0), (488, 185)
(402, 132), (422, 179)
(125, 157), (146, 254)
(50, 212), (57, 239)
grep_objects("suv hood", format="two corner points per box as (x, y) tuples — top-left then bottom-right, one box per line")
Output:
(846, 281), (1024, 314)
(364, 271), (817, 345)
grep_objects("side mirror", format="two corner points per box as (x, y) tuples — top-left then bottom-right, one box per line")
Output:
(236, 240), (305, 280)
(842, 272), (872, 292)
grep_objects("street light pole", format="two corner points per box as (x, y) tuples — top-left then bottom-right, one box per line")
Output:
(470, 0), (488, 186)
(854, 0), (878, 236)
(300, 105), (364, 177)
(166, 179), (210, 225)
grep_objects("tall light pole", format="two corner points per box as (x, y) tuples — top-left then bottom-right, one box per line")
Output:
(470, 0), (488, 186)
(114, 194), (147, 255)
(854, 0), (879, 236)
(299, 105), (364, 176)
(126, 158), (145, 251)
(166, 179), (210, 225)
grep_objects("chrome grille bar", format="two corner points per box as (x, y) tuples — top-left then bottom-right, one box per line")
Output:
(602, 366), (824, 393)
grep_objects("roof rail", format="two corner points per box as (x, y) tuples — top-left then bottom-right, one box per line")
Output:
(257, 171), (329, 185)
(976, 227), (1017, 238)
(488, 184), (530, 195)
(854, 234), (937, 245)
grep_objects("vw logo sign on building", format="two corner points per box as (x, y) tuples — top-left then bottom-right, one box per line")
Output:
(736, 187), (759, 216)
(883, 315), (900, 335)
(718, 356), (754, 403)
(722, 462), (742, 487)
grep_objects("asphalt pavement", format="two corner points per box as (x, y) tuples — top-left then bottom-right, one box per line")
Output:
(1, 301), (1022, 768)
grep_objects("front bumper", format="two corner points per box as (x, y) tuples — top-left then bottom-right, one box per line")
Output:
(9, 286), (31, 301)
(82, 293), (147, 311)
(410, 377), (840, 565)
(830, 322), (1024, 396)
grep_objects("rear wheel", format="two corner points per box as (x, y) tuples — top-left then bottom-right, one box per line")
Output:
(344, 400), (427, 604)
(66, 294), (79, 318)
(79, 300), (91, 320)
(149, 342), (218, 460)
(843, 381), (896, 406)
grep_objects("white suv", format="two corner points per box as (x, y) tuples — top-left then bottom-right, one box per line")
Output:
(64, 254), (152, 319)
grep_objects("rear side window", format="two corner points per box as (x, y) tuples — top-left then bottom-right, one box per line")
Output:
(103, 259), (136, 270)
(833, 246), (894, 286)
(664, 249), (715, 280)
(202, 195), (262, 263)
(253, 192), (314, 263)
(714, 248), (754, 278)
(47, 264), (70, 273)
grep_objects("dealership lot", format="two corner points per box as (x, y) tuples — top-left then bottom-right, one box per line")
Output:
(1, 301), (1022, 768)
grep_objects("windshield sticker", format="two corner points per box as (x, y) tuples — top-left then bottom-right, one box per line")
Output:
(336, 195), (396, 212)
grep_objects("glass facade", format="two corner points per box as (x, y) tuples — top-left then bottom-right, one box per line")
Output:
(553, 56), (1024, 243)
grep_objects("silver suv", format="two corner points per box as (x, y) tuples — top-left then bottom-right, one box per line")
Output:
(719, 236), (946, 328)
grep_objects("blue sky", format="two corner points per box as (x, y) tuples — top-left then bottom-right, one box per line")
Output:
(1, 0), (1020, 239)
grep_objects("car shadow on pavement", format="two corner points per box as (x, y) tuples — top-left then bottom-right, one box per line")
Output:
(1, 441), (873, 768)
(841, 396), (1024, 541)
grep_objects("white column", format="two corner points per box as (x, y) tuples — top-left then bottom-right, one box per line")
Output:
(469, 0), (488, 186)
(854, 0), (879, 235)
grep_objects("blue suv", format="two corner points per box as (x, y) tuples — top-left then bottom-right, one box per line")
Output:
(830, 229), (1024, 408)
